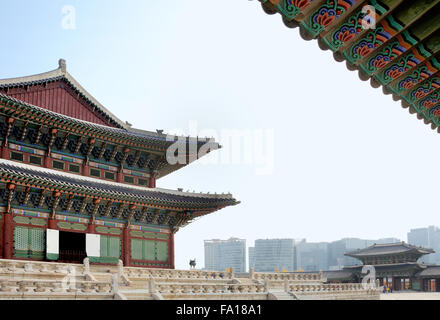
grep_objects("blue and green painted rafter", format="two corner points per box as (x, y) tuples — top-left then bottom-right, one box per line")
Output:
(256, 0), (440, 130)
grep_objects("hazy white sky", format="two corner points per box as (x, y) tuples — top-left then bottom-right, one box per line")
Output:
(1, 1), (439, 269)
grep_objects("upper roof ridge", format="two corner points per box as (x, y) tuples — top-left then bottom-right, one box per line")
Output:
(0, 59), (128, 129)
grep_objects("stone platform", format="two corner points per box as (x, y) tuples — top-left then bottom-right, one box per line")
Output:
(0, 259), (379, 300)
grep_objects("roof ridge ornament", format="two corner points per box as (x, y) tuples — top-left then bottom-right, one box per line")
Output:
(58, 59), (67, 74)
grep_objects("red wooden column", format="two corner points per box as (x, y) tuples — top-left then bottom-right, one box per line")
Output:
(3, 212), (14, 260)
(0, 213), (3, 258)
(148, 172), (157, 188)
(48, 217), (57, 229)
(1, 146), (9, 160)
(169, 231), (175, 269)
(3, 183), (16, 260)
(123, 226), (130, 266)
(88, 221), (96, 234)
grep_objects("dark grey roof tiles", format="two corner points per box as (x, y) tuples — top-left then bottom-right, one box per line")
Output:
(416, 266), (440, 277)
(0, 159), (237, 208)
(344, 262), (426, 271)
(0, 92), (217, 148)
(345, 242), (434, 257)
(0, 75), (64, 88)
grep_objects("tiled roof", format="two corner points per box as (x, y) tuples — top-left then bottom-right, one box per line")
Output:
(344, 262), (427, 271)
(0, 92), (216, 148)
(345, 242), (434, 257)
(416, 266), (440, 277)
(0, 159), (239, 210)
(0, 60), (126, 128)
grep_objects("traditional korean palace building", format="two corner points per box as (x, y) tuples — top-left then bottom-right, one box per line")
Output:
(256, 0), (440, 129)
(325, 242), (440, 292)
(0, 60), (238, 268)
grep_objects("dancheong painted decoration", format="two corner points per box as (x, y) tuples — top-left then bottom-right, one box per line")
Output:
(257, 0), (440, 130)
(0, 59), (239, 268)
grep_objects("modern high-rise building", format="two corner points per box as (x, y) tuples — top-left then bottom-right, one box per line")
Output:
(408, 226), (440, 265)
(251, 239), (298, 272)
(248, 247), (255, 271)
(296, 240), (328, 271)
(204, 238), (246, 273)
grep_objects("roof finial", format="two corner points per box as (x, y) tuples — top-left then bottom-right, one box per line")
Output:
(59, 59), (67, 73)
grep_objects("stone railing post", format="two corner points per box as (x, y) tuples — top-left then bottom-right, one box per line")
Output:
(118, 259), (124, 280)
(284, 279), (289, 293)
(230, 267), (235, 279)
(24, 263), (33, 273)
(264, 279), (269, 292)
(112, 273), (119, 294)
(83, 257), (90, 274)
(83, 257), (96, 281)
(148, 277), (157, 294)
(117, 259), (131, 286)
(249, 268), (254, 280)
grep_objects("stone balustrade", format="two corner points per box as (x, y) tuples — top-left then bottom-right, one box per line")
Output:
(0, 259), (85, 276)
(152, 282), (266, 295)
(253, 272), (324, 282)
(0, 279), (113, 294)
(288, 283), (379, 296)
(123, 267), (233, 280)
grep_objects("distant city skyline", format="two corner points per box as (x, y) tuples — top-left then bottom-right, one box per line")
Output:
(204, 225), (440, 272)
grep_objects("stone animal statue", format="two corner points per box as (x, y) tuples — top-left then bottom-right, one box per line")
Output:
(189, 259), (196, 269)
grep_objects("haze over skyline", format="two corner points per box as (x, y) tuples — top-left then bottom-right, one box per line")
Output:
(2, 1), (440, 269)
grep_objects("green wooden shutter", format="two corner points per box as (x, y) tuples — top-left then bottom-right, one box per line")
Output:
(30, 228), (45, 252)
(100, 236), (108, 257)
(14, 227), (29, 252)
(14, 227), (45, 260)
(30, 228), (45, 259)
(144, 240), (156, 261)
(131, 239), (143, 260)
(156, 241), (169, 262)
(108, 237), (120, 258)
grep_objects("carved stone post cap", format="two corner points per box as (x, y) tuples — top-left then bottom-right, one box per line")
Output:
(83, 257), (90, 270)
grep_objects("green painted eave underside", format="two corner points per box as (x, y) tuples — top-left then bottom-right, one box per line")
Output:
(257, 0), (440, 132)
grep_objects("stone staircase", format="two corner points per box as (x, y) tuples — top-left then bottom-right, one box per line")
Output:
(268, 290), (297, 300)
(0, 259), (380, 300)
